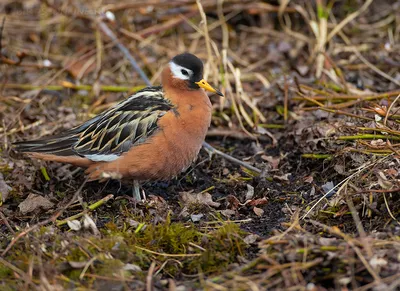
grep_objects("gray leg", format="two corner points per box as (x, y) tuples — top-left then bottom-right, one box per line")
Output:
(133, 180), (141, 201)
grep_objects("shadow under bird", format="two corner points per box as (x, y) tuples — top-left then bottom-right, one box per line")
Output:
(13, 53), (223, 199)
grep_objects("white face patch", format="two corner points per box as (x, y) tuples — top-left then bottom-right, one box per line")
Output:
(169, 61), (193, 80)
(85, 154), (119, 162)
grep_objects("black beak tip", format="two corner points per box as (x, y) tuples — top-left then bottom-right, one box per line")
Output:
(216, 90), (224, 97)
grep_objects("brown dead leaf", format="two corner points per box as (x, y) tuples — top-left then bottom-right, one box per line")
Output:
(18, 194), (54, 215)
(179, 191), (220, 208)
(247, 198), (268, 206)
(303, 176), (314, 183)
(220, 209), (236, 218)
(244, 234), (259, 244)
(66, 55), (96, 79)
(273, 173), (291, 181)
(222, 168), (230, 175)
(253, 207), (264, 217)
(334, 164), (345, 174)
(315, 123), (337, 137)
(261, 155), (280, 169)
(256, 126), (278, 146)
(377, 171), (393, 189)
(0, 173), (12, 202)
(148, 195), (168, 208)
(226, 195), (241, 210)
(386, 168), (397, 177)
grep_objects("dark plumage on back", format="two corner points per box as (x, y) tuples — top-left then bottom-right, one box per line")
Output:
(14, 86), (173, 160)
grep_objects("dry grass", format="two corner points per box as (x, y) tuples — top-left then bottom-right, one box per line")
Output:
(1, 0), (400, 290)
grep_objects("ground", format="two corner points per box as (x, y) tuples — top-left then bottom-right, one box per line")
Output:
(1, 0), (400, 290)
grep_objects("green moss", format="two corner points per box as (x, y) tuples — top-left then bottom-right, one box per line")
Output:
(92, 213), (248, 275)
(64, 246), (91, 263)
(195, 223), (246, 273)
(96, 258), (125, 277)
(0, 203), (249, 288)
(135, 214), (201, 254)
(0, 265), (12, 278)
(0, 164), (12, 175)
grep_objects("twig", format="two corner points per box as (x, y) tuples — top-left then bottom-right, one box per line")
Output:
(136, 11), (198, 38)
(202, 142), (261, 174)
(338, 31), (400, 87)
(41, 0), (92, 20)
(384, 94), (400, 126)
(354, 273), (400, 291)
(206, 129), (257, 140)
(294, 89), (400, 101)
(326, 0), (373, 42)
(97, 21), (151, 86)
(308, 219), (382, 283)
(135, 245), (202, 257)
(302, 154), (393, 219)
(0, 17), (5, 53)
(102, 1), (193, 12)
(0, 17), (27, 66)
(338, 134), (400, 141)
(196, 0), (214, 70)
(345, 187), (373, 258)
(0, 210), (15, 234)
(301, 154), (332, 160)
(146, 261), (156, 291)
(283, 75), (289, 122)
(356, 188), (400, 194)
(56, 194), (114, 226)
(0, 257), (38, 290)
(383, 192), (400, 225)
(2, 82), (144, 92)
(300, 95), (374, 121)
(314, 0), (328, 78)
(79, 256), (98, 280)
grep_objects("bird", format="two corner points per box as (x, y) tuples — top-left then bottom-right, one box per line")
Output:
(13, 53), (223, 200)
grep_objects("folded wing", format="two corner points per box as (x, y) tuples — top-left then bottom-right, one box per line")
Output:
(13, 86), (173, 162)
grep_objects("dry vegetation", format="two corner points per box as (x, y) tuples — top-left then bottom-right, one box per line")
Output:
(1, 0), (400, 290)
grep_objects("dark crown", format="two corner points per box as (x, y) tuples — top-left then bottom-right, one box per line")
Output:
(171, 53), (204, 82)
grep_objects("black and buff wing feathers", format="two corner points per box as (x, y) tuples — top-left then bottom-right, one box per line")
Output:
(13, 86), (173, 161)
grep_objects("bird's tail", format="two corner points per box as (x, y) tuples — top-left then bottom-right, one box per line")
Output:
(13, 134), (78, 156)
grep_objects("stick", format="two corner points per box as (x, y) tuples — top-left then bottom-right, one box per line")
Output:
(0, 17), (5, 54)
(97, 21), (152, 86)
(56, 194), (114, 226)
(202, 142), (261, 174)
(0, 257), (38, 290)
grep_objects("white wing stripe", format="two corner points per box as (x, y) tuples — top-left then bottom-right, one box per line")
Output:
(85, 154), (119, 162)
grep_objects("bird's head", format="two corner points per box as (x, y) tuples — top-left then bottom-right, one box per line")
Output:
(167, 53), (223, 96)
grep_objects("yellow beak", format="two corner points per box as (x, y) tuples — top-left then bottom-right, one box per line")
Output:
(195, 79), (224, 96)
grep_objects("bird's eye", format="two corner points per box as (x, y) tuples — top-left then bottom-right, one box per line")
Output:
(181, 69), (189, 76)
